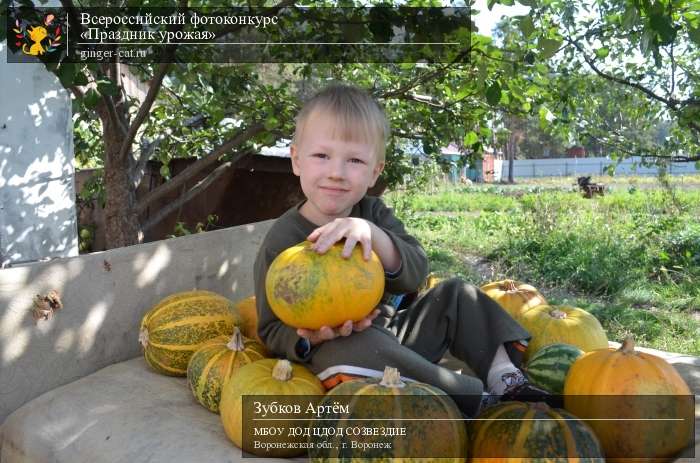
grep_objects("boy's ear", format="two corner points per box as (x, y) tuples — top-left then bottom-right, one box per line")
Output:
(290, 145), (301, 177)
(369, 160), (385, 187)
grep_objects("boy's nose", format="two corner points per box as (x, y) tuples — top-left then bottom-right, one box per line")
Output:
(328, 160), (346, 179)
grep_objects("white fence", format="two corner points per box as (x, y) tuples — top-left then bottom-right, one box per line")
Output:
(501, 156), (699, 179)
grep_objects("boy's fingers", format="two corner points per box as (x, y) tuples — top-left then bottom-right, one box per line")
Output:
(353, 318), (370, 332)
(307, 230), (319, 242)
(319, 326), (335, 340)
(341, 238), (357, 259)
(360, 238), (372, 261)
(338, 320), (353, 337)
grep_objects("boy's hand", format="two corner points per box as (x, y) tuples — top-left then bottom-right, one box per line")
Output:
(307, 217), (373, 261)
(296, 309), (380, 346)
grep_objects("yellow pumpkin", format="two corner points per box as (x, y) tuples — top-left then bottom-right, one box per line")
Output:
(265, 241), (384, 329)
(418, 273), (443, 293)
(233, 295), (261, 343)
(480, 279), (547, 319)
(186, 327), (268, 413)
(139, 290), (240, 376)
(564, 337), (693, 462)
(219, 358), (325, 457)
(517, 304), (608, 361)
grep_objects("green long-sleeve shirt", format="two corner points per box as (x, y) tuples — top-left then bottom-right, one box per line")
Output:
(253, 196), (429, 363)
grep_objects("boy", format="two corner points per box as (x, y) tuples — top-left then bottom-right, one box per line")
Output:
(254, 84), (552, 416)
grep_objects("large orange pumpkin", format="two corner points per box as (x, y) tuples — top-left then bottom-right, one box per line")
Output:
(517, 304), (608, 360)
(564, 337), (693, 462)
(265, 241), (384, 329)
(480, 279), (547, 318)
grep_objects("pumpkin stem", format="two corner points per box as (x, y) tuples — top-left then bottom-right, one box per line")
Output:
(226, 327), (245, 351)
(620, 336), (636, 354)
(138, 328), (149, 348)
(549, 309), (567, 319)
(379, 366), (406, 388)
(504, 279), (518, 292)
(272, 359), (294, 381)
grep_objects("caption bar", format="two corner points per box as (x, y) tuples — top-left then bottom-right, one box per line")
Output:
(7, 6), (472, 63)
(239, 394), (695, 458)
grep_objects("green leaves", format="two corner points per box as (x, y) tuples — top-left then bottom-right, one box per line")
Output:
(538, 106), (555, 128)
(463, 131), (479, 146)
(83, 89), (101, 109)
(486, 81), (502, 106)
(688, 25), (700, 46)
(647, 5), (677, 46)
(538, 37), (562, 59)
(97, 79), (119, 96)
(594, 47), (610, 59)
(518, 15), (535, 38)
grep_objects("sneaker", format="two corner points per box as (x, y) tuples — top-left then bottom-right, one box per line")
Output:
(502, 380), (563, 409)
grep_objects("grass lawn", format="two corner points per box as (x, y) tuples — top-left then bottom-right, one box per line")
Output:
(385, 174), (700, 355)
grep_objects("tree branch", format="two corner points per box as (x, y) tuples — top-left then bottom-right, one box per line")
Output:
(564, 35), (680, 109)
(377, 47), (471, 100)
(70, 85), (85, 100)
(118, 61), (173, 163)
(136, 122), (265, 213)
(141, 151), (252, 232)
(118, 1), (186, 163)
(131, 137), (162, 189)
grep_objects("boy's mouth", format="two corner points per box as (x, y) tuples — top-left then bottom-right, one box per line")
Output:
(319, 186), (349, 194)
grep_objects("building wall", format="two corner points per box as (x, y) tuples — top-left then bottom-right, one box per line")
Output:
(0, 43), (78, 266)
(0, 220), (273, 425)
(501, 156), (699, 178)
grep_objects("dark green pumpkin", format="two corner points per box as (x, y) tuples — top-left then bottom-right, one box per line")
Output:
(308, 367), (467, 462)
(470, 401), (604, 462)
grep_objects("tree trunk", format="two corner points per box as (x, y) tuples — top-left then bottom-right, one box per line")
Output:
(508, 144), (515, 184)
(102, 116), (141, 249)
(507, 132), (516, 184)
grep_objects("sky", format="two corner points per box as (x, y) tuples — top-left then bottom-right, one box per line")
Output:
(471, 0), (531, 37)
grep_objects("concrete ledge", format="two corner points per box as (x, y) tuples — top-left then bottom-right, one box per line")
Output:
(0, 221), (273, 425)
(0, 357), (297, 463)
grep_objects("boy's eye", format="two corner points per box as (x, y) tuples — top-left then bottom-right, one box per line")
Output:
(312, 153), (329, 159)
(349, 158), (365, 164)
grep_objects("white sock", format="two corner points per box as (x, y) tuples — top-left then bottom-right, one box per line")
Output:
(486, 344), (523, 395)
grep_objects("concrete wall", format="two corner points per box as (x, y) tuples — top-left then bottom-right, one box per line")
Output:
(502, 156), (700, 178)
(0, 43), (78, 267)
(0, 220), (273, 425)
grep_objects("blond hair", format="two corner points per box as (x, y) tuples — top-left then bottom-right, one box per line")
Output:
(292, 84), (390, 163)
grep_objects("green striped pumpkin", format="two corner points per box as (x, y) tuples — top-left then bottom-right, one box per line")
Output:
(308, 367), (467, 462)
(187, 327), (268, 413)
(139, 290), (240, 376)
(470, 401), (604, 462)
(523, 343), (584, 394)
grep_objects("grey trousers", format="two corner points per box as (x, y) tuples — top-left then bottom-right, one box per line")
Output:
(305, 278), (530, 416)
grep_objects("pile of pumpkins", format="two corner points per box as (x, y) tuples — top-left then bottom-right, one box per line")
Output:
(138, 290), (326, 456)
(137, 270), (693, 461)
(479, 279), (693, 461)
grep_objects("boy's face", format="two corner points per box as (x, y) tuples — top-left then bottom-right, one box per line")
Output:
(291, 109), (384, 225)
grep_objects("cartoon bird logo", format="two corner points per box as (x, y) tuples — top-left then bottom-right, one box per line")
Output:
(14, 14), (62, 57)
